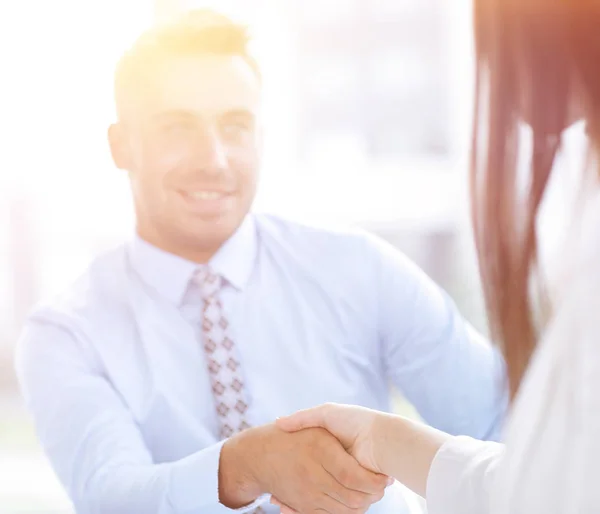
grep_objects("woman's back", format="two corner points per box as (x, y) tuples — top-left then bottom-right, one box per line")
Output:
(426, 188), (600, 514)
(497, 187), (600, 512)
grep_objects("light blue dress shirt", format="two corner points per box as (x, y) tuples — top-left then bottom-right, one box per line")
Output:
(16, 214), (507, 514)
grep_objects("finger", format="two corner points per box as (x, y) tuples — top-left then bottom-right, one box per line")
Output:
(327, 492), (386, 514)
(322, 469), (387, 511)
(314, 462), (380, 511)
(325, 487), (385, 511)
(279, 504), (300, 514)
(323, 450), (389, 495)
(276, 404), (334, 432)
(271, 496), (299, 514)
(314, 492), (369, 514)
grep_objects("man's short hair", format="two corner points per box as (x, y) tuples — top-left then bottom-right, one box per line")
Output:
(114, 9), (260, 120)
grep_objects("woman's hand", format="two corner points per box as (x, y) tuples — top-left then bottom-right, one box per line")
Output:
(274, 402), (450, 509)
(271, 404), (390, 513)
(276, 403), (384, 474)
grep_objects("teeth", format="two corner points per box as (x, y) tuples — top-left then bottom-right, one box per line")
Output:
(189, 191), (223, 200)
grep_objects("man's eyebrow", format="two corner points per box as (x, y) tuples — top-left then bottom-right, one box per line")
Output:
(221, 109), (256, 121)
(150, 110), (198, 122)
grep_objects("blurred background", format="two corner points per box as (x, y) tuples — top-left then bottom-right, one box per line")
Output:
(0, 0), (581, 511)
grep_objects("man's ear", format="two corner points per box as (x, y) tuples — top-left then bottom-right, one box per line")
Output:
(108, 123), (132, 171)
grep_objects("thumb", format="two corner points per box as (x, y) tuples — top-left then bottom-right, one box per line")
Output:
(276, 404), (331, 432)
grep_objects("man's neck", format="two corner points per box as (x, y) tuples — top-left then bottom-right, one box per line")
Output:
(135, 228), (219, 265)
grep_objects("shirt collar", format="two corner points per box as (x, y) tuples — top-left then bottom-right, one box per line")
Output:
(128, 215), (258, 305)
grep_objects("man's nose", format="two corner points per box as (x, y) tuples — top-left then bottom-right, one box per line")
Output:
(196, 131), (228, 174)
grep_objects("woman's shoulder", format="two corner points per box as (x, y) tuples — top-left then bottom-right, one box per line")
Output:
(576, 186), (600, 264)
(551, 186), (600, 301)
(544, 186), (600, 361)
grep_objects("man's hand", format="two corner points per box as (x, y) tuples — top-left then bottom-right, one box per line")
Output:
(276, 403), (449, 500)
(219, 422), (390, 513)
(276, 403), (382, 473)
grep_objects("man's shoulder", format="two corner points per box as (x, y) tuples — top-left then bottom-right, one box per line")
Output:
(252, 213), (426, 285)
(253, 213), (378, 253)
(29, 244), (130, 329)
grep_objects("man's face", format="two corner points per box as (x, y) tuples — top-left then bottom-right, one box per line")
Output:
(112, 54), (262, 260)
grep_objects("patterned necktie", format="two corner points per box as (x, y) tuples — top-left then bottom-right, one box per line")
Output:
(195, 268), (266, 513)
(195, 267), (252, 440)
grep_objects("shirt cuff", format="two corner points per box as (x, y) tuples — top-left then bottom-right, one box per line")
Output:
(168, 440), (269, 513)
(426, 436), (503, 514)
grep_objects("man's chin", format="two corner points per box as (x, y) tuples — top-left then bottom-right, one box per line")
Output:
(185, 217), (240, 249)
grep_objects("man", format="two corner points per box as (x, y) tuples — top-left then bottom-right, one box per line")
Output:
(16, 9), (507, 514)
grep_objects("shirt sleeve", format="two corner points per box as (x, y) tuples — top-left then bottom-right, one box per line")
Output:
(426, 436), (504, 514)
(15, 319), (266, 514)
(370, 235), (507, 440)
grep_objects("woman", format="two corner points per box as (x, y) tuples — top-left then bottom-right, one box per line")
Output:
(273, 0), (600, 513)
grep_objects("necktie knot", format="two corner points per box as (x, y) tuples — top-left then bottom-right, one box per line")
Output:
(193, 267), (222, 299)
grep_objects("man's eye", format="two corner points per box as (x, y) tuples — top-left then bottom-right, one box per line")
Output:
(222, 122), (251, 136)
(163, 122), (194, 135)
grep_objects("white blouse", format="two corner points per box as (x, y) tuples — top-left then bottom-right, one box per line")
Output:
(426, 190), (600, 514)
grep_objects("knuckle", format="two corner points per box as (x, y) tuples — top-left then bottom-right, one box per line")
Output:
(348, 491), (369, 509)
(313, 490), (334, 512)
(370, 474), (387, 491)
(346, 507), (364, 514)
(374, 489), (386, 502)
(348, 507), (369, 514)
(337, 467), (351, 485)
(337, 489), (360, 509)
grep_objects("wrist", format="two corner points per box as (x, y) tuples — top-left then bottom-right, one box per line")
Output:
(369, 413), (388, 474)
(370, 412), (410, 476)
(371, 414), (450, 496)
(218, 428), (264, 508)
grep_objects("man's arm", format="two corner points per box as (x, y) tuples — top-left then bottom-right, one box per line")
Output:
(369, 236), (508, 440)
(16, 320), (388, 514)
(16, 320), (243, 514)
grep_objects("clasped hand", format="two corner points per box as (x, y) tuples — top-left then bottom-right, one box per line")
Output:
(268, 404), (389, 513)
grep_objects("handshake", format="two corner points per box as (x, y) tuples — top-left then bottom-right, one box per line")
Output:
(219, 404), (389, 514)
